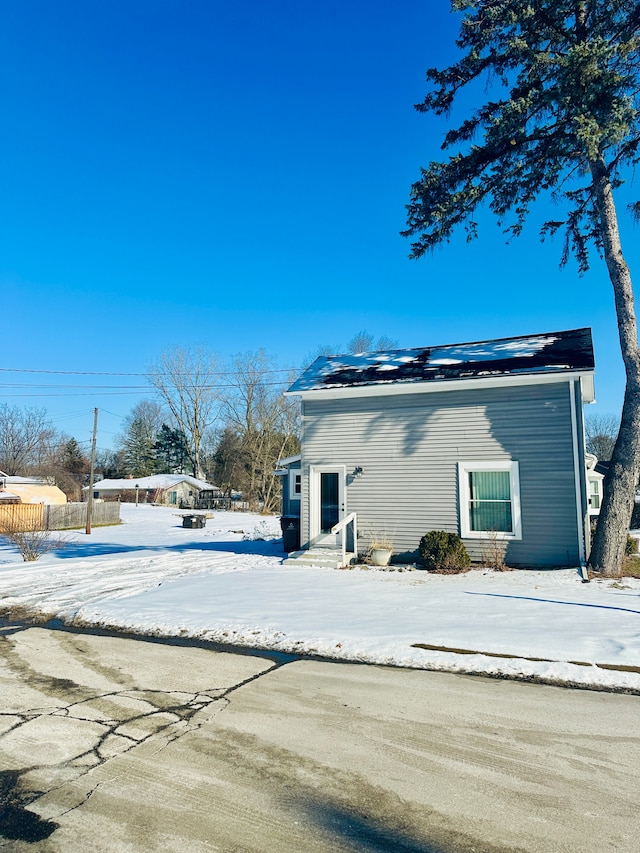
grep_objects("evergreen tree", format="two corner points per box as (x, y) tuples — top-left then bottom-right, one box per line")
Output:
(121, 418), (157, 476)
(117, 400), (165, 477)
(403, 0), (640, 577)
(153, 424), (190, 474)
(61, 438), (88, 479)
(59, 437), (90, 498)
(37, 436), (90, 501)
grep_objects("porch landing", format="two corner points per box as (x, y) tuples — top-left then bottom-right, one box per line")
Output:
(282, 547), (356, 570)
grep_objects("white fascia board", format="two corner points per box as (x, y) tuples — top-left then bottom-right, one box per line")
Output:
(276, 454), (302, 467)
(286, 371), (596, 402)
(580, 373), (595, 403)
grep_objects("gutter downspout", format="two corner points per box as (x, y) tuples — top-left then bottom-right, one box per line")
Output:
(569, 380), (589, 581)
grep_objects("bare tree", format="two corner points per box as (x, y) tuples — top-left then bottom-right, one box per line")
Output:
(38, 436), (90, 501)
(210, 427), (247, 496)
(0, 404), (58, 475)
(0, 506), (68, 561)
(304, 331), (399, 367)
(301, 342), (340, 369)
(222, 350), (300, 511)
(585, 413), (620, 462)
(148, 347), (220, 479)
(347, 331), (398, 354)
(94, 448), (124, 481)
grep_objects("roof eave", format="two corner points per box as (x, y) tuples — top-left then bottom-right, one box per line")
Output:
(286, 369), (596, 402)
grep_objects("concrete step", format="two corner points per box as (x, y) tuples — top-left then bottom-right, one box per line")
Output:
(282, 549), (356, 569)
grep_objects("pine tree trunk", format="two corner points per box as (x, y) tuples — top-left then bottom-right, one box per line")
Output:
(587, 156), (640, 577)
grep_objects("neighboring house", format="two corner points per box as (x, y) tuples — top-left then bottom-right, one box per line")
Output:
(284, 328), (596, 569)
(86, 474), (220, 508)
(588, 458), (640, 530)
(274, 455), (302, 517)
(585, 453), (604, 520)
(595, 459), (640, 530)
(0, 471), (67, 505)
(274, 454), (302, 551)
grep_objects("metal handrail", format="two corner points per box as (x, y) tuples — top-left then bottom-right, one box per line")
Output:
(331, 512), (358, 568)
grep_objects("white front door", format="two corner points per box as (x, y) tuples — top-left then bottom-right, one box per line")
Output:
(310, 466), (346, 546)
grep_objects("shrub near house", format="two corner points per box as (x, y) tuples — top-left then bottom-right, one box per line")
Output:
(419, 531), (470, 572)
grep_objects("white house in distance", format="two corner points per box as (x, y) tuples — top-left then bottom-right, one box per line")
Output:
(86, 474), (219, 508)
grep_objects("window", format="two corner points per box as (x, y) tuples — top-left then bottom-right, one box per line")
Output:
(168, 491), (177, 505)
(458, 461), (521, 539)
(589, 478), (601, 510)
(289, 471), (302, 501)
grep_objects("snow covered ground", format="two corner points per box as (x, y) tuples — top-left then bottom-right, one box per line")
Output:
(1, 504), (639, 693)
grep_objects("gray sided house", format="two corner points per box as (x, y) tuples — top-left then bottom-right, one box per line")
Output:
(284, 328), (595, 569)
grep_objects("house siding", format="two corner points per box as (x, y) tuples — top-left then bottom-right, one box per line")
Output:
(300, 381), (583, 568)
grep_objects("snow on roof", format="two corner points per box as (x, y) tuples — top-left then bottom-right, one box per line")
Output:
(89, 474), (218, 492)
(288, 328), (595, 393)
(1, 473), (48, 485)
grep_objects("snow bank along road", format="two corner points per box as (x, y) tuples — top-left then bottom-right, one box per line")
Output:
(1, 626), (639, 853)
(1, 505), (640, 693)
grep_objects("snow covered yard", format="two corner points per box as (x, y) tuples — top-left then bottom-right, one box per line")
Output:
(1, 504), (639, 693)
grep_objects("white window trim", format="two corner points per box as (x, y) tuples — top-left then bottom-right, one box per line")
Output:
(587, 474), (602, 513)
(458, 461), (522, 540)
(289, 470), (302, 501)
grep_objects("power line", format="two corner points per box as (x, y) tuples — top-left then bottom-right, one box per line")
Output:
(0, 384), (152, 389)
(0, 367), (150, 376)
(101, 408), (128, 420)
(0, 366), (297, 377)
(0, 380), (286, 393)
(0, 380), (292, 396)
(0, 391), (149, 398)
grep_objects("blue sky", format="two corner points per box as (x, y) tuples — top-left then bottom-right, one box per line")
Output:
(1, 0), (637, 451)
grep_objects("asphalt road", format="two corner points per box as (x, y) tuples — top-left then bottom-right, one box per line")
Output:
(1, 625), (639, 853)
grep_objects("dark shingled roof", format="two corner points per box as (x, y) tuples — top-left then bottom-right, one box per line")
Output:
(288, 328), (594, 393)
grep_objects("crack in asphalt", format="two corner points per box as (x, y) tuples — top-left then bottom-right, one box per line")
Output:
(0, 640), (289, 844)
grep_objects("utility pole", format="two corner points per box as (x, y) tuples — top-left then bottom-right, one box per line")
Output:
(85, 407), (98, 535)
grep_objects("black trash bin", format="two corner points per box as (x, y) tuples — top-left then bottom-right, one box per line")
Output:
(183, 515), (206, 529)
(280, 515), (300, 552)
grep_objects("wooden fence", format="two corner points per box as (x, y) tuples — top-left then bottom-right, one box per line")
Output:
(0, 501), (121, 532)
